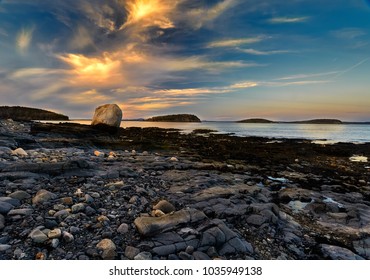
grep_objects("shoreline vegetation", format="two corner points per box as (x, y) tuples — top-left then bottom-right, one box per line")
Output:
(0, 118), (369, 260)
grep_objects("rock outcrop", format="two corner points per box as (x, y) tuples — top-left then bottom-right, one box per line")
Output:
(146, 114), (201, 122)
(91, 104), (122, 128)
(0, 106), (68, 121)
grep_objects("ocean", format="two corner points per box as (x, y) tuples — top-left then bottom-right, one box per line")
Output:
(44, 120), (370, 143)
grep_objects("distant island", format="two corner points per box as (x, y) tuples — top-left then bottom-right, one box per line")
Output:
(238, 118), (274, 123)
(237, 118), (347, 124)
(0, 106), (69, 121)
(146, 114), (201, 122)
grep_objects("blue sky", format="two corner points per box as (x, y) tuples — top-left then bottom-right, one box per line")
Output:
(0, 0), (370, 120)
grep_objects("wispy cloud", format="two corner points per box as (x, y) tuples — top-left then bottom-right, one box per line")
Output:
(238, 48), (291, 55)
(186, 0), (238, 29)
(207, 37), (262, 48)
(269, 16), (309, 24)
(276, 71), (341, 81)
(16, 27), (34, 54)
(334, 57), (370, 78)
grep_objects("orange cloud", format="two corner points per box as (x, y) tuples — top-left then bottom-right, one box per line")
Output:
(123, 0), (176, 29)
(58, 53), (123, 87)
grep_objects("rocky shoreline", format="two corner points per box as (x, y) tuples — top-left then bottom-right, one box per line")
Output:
(0, 119), (370, 260)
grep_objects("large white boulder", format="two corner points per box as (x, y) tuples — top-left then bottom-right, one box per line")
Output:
(91, 104), (122, 128)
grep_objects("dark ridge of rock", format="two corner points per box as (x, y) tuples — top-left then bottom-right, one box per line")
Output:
(146, 114), (201, 122)
(0, 106), (69, 121)
(286, 119), (343, 124)
(238, 118), (274, 123)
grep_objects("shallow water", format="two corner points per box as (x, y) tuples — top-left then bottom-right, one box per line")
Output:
(40, 120), (370, 143)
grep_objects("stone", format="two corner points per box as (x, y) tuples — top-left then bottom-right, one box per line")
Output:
(134, 208), (207, 237)
(96, 239), (117, 260)
(11, 148), (28, 157)
(153, 200), (176, 214)
(178, 251), (194, 260)
(7, 208), (33, 216)
(60, 197), (73, 205)
(29, 229), (48, 244)
(320, 244), (364, 260)
(0, 244), (11, 252)
(62, 231), (74, 243)
(0, 201), (14, 215)
(32, 189), (57, 205)
(134, 252), (152, 260)
(8, 190), (31, 201)
(117, 223), (129, 234)
(71, 203), (86, 213)
(0, 197), (21, 207)
(91, 104), (122, 128)
(48, 228), (62, 239)
(193, 251), (212, 260)
(246, 214), (267, 226)
(125, 246), (140, 259)
(0, 214), (5, 230)
(353, 238), (370, 259)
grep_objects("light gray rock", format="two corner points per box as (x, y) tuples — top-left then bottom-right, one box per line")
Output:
(134, 208), (207, 236)
(7, 208), (34, 216)
(32, 189), (57, 205)
(29, 229), (48, 244)
(353, 238), (370, 259)
(117, 223), (129, 234)
(134, 252), (152, 260)
(91, 104), (122, 128)
(0, 244), (11, 252)
(8, 190), (31, 201)
(71, 203), (86, 213)
(11, 148), (28, 157)
(320, 244), (364, 260)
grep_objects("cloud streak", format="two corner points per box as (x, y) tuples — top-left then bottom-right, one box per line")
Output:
(269, 16), (309, 24)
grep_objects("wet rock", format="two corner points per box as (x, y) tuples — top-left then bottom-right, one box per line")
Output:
(62, 231), (74, 243)
(320, 244), (364, 260)
(0, 244), (11, 252)
(0, 214), (5, 230)
(7, 208), (33, 216)
(193, 251), (212, 260)
(353, 238), (370, 259)
(71, 203), (86, 213)
(246, 214), (268, 227)
(153, 200), (176, 214)
(8, 190), (31, 201)
(0, 201), (14, 215)
(32, 189), (57, 205)
(0, 197), (21, 207)
(134, 208), (207, 236)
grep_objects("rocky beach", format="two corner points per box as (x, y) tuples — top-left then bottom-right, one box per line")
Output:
(1, 118), (370, 260)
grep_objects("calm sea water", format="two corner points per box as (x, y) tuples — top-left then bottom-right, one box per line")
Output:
(44, 120), (370, 143)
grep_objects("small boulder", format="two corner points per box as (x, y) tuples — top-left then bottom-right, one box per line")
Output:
(91, 104), (122, 128)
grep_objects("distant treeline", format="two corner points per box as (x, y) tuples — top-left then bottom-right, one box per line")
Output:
(0, 106), (69, 121)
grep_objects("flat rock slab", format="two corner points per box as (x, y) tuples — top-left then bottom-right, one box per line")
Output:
(134, 208), (207, 236)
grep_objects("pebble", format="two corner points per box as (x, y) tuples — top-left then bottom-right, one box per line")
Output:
(8, 190), (31, 200)
(134, 252), (152, 260)
(0, 201), (14, 215)
(62, 231), (74, 243)
(48, 228), (62, 239)
(125, 246), (140, 259)
(153, 200), (176, 214)
(29, 229), (48, 244)
(96, 239), (116, 260)
(11, 148), (28, 157)
(32, 190), (57, 205)
(117, 223), (129, 234)
(0, 214), (5, 230)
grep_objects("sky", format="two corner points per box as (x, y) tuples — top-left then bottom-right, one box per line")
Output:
(0, 0), (370, 121)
